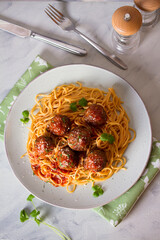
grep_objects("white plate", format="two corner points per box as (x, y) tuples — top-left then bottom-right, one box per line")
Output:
(5, 64), (152, 209)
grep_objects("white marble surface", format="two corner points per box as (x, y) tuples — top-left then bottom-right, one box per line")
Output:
(1, 1), (160, 240)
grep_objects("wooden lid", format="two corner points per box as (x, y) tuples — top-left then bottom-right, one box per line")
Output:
(112, 6), (142, 36)
(134, 0), (160, 12)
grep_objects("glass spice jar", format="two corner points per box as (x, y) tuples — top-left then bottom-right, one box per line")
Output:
(134, 0), (160, 28)
(112, 6), (142, 54)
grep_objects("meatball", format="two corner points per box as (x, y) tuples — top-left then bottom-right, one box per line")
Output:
(84, 104), (107, 126)
(68, 126), (91, 151)
(84, 149), (107, 171)
(48, 114), (71, 136)
(34, 135), (55, 156)
(57, 146), (77, 170)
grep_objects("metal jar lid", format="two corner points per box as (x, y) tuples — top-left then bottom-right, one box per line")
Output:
(112, 6), (142, 36)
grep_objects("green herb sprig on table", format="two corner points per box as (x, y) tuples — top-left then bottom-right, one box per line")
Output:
(92, 185), (104, 198)
(20, 194), (71, 240)
(20, 110), (30, 124)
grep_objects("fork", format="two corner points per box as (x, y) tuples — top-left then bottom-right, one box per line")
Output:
(45, 4), (128, 70)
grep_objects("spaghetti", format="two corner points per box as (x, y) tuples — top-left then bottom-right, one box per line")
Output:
(26, 82), (136, 193)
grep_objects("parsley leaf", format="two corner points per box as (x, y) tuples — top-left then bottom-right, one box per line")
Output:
(78, 97), (88, 107)
(30, 209), (40, 218)
(92, 185), (100, 191)
(34, 217), (41, 226)
(20, 209), (29, 222)
(20, 118), (29, 124)
(27, 194), (35, 201)
(22, 110), (29, 118)
(100, 133), (115, 144)
(92, 185), (104, 198)
(20, 110), (30, 124)
(70, 102), (77, 112)
(93, 191), (99, 198)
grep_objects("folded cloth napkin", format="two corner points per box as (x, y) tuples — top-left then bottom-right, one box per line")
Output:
(0, 56), (53, 140)
(1, 56), (160, 227)
(93, 140), (160, 226)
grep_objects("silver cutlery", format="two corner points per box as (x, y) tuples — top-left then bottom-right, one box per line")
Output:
(45, 5), (128, 70)
(0, 19), (87, 56)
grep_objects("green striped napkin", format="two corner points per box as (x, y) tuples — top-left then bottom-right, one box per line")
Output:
(0, 56), (52, 140)
(94, 140), (160, 226)
(1, 55), (160, 226)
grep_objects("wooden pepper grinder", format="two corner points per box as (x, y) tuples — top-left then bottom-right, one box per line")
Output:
(134, 0), (160, 27)
(112, 6), (142, 54)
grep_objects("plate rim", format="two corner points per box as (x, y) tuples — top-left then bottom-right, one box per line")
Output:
(4, 63), (152, 209)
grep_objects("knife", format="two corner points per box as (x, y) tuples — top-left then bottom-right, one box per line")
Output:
(0, 19), (87, 56)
